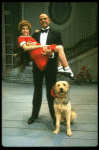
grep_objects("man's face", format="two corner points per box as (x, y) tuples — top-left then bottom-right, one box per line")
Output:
(39, 14), (50, 29)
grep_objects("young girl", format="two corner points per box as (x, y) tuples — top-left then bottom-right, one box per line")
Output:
(18, 20), (74, 78)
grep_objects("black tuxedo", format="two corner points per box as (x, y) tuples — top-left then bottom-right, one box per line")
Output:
(31, 28), (62, 120)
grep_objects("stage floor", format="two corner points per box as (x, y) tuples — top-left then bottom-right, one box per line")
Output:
(2, 81), (98, 147)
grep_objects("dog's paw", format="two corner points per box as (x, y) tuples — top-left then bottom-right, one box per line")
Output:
(53, 130), (59, 134)
(67, 130), (72, 136)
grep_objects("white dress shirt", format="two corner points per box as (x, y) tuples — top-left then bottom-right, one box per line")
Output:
(40, 26), (54, 58)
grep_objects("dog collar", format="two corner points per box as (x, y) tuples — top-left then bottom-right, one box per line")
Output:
(54, 98), (70, 105)
(51, 86), (56, 98)
(63, 98), (70, 105)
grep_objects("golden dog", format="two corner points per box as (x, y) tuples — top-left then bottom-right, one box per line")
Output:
(52, 81), (76, 136)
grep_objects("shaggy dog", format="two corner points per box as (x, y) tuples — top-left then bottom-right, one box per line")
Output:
(51, 81), (77, 136)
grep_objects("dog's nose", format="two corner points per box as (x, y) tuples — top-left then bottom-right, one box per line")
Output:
(60, 88), (63, 93)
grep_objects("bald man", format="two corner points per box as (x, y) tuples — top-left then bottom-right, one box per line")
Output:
(28, 14), (63, 126)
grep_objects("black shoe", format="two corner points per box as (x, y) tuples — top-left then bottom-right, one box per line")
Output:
(69, 76), (76, 80)
(28, 116), (37, 125)
(63, 72), (71, 77)
(57, 71), (71, 77)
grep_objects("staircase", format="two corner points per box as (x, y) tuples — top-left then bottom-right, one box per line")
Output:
(3, 65), (33, 84)
(19, 66), (33, 83)
(3, 63), (76, 84)
(3, 32), (98, 84)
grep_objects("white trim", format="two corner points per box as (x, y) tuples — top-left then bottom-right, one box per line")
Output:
(20, 41), (26, 47)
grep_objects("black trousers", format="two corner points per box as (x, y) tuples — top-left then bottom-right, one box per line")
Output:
(32, 67), (57, 120)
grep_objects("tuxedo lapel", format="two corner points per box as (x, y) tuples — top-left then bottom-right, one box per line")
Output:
(46, 29), (54, 45)
(36, 28), (54, 44)
(36, 31), (41, 43)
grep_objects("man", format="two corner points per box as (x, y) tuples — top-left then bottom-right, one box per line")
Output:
(28, 14), (63, 126)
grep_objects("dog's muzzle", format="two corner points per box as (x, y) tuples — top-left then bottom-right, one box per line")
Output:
(60, 88), (63, 93)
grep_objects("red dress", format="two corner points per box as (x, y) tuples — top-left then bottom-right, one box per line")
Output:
(18, 36), (56, 71)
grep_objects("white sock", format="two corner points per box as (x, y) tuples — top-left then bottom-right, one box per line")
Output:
(58, 66), (64, 72)
(58, 66), (63, 70)
(65, 66), (70, 70)
(65, 66), (74, 77)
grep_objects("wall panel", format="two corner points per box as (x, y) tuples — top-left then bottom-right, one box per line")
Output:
(23, 2), (97, 47)
(23, 2), (98, 82)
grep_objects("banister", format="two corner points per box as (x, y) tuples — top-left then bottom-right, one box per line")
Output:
(64, 32), (98, 61)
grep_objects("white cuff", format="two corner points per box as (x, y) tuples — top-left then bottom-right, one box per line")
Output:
(20, 41), (26, 47)
(49, 53), (54, 59)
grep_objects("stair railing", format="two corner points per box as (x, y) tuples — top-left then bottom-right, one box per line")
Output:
(64, 32), (98, 61)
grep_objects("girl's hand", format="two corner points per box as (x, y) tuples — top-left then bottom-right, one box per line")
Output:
(27, 41), (32, 46)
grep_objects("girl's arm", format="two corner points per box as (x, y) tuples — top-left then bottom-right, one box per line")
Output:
(27, 41), (37, 46)
(22, 43), (43, 51)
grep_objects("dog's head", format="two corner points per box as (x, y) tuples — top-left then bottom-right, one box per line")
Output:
(51, 81), (71, 98)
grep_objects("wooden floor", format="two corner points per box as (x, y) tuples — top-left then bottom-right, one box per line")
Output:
(2, 80), (98, 147)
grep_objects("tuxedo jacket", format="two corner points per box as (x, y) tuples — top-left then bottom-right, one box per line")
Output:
(32, 28), (63, 74)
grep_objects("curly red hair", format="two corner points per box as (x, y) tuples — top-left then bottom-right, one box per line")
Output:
(18, 20), (32, 35)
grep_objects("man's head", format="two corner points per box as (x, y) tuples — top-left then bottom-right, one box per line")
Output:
(39, 14), (50, 29)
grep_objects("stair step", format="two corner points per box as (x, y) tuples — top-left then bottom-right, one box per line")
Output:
(19, 77), (33, 81)
(23, 70), (32, 74)
(25, 66), (33, 70)
(20, 73), (33, 78)
(3, 76), (75, 84)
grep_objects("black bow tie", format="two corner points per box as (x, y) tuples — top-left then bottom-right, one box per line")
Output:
(41, 29), (49, 33)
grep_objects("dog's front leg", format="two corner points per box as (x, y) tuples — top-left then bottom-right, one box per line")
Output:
(66, 112), (72, 136)
(53, 111), (61, 134)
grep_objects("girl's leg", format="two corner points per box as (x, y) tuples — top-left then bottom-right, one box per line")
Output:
(58, 59), (62, 67)
(58, 59), (64, 72)
(45, 44), (75, 78)
(54, 45), (69, 68)
(54, 45), (74, 78)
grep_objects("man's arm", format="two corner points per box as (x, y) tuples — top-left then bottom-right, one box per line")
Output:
(54, 32), (63, 45)
(51, 31), (63, 59)
(32, 32), (37, 39)
(48, 32), (63, 58)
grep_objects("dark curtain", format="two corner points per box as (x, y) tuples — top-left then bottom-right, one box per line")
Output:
(9, 2), (22, 46)
(9, 2), (32, 67)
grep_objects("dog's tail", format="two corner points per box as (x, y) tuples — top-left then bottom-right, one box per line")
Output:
(70, 109), (77, 123)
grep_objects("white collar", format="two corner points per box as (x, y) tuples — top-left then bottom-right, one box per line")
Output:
(20, 36), (31, 37)
(41, 26), (50, 30)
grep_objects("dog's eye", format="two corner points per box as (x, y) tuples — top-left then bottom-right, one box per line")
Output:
(63, 84), (66, 86)
(58, 84), (60, 87)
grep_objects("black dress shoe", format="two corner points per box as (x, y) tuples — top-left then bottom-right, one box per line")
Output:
(28, 116), (37, 125)
(69, 76), (76, 80)
(57, 71), (71, 77)
(64, 72), (71, 77)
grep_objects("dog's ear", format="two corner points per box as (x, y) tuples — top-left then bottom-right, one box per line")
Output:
(53, 83), (55, 90)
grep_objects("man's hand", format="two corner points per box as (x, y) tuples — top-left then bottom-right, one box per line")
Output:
(41, 46), (53, 57)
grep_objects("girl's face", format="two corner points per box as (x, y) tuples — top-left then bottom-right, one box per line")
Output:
(21, 26), (29, 36)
